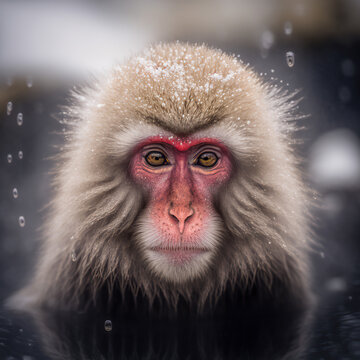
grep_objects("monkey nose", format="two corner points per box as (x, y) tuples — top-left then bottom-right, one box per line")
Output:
(169, 205), (194, 234)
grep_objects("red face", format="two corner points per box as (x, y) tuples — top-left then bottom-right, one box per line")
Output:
(130, 136), (232, 282)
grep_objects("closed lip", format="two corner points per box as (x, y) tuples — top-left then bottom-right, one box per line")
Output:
(150, 247), (208, 253)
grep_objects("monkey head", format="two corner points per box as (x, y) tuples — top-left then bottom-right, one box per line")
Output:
(12, 43), (311, 311)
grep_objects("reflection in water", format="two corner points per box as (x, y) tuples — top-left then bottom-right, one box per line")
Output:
(1, 298), (311, 360)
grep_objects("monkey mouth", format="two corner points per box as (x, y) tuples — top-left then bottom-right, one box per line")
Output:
(149, 246), (209, 263)
(151, 246), (208, 252)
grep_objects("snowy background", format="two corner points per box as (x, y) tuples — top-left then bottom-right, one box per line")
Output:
(0, 0), (360, 359)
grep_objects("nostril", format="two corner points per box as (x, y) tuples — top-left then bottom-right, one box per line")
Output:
(168, 207), (179, 223)
(169, 210), (178, 222)
(169, 205), (194, 234)
(169, 206), (194, 222)
(188, 206), (194, 219)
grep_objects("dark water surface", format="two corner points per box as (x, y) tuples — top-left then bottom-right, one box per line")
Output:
(0, 275), (360, 359)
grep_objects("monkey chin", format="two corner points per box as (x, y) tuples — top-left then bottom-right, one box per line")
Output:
(144, 246), (214, 284)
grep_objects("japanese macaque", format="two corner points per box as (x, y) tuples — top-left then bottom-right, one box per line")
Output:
(11, 43), (311, 312)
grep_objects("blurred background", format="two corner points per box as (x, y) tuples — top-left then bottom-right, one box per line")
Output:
(0, 0), (360, 359)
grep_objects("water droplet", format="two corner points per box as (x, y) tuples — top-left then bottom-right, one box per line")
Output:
(261, 30), (274, 50)
(26, 77), (33, 88)
(104, 320), (112, 332)
(7, 154), (13, 163)
(13, 188), (18, 199)
(71, 251), (77, 262)
(320, 251), (325, 259)
(18, 150), (23, 159)
(7, 101), (13, 115)
(19, 216), (26, 227)
(17, 113), (23, 126)
(284, 21), (293, 35)
(6, 77), (13, 86)
(286, 51), (295, 67)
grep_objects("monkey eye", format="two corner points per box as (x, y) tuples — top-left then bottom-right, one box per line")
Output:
(195, 152), (218, 167)
(145, 151), (169, 166)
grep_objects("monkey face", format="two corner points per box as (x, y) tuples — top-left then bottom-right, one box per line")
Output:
(130, 135), (232, 283)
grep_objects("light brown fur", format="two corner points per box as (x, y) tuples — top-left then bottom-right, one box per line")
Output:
(10, 43), (312, 311)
